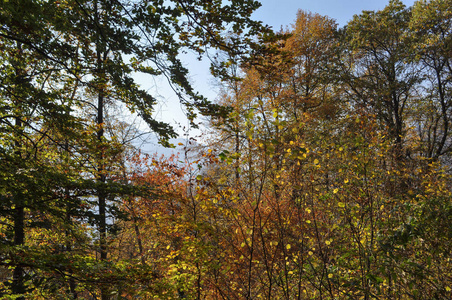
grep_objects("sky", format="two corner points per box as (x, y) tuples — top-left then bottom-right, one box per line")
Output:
(141, 0), (418, 151)
(253, 0), (416, 29)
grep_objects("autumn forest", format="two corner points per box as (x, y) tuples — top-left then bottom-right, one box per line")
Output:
(1, 0), (451, 299)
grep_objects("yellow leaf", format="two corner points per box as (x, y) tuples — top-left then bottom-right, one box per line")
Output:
(314, 159), (319, 165)
(286, 244), (291, 250)
(328, 273), (333, 278)
(344, 178), (349, 183)
(325, 240), (331, 245)
(333, 188), (339, 194)
(308, 251), (313, 256)
(338, 202), (345, 208)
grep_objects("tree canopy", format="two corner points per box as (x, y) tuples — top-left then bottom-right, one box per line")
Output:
(1, 0), (451, 299)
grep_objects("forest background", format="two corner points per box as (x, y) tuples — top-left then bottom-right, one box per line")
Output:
(0, 0), (451, 299)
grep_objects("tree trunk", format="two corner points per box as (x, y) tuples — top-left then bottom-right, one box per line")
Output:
(12, 41), (25, 300)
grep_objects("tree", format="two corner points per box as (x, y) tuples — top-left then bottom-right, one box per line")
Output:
(343, 0), (418, 160)
(0, 0), (265, 298)
(202, 2), (452, 299)
(0, 1), (87, 297)
(409, 0), (452, 160)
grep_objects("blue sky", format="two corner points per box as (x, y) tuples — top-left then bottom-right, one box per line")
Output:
(254, 0), (416, 28)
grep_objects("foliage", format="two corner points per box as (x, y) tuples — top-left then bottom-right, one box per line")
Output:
(1, 0), (451, 299)
(0, 0), (264, 298)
